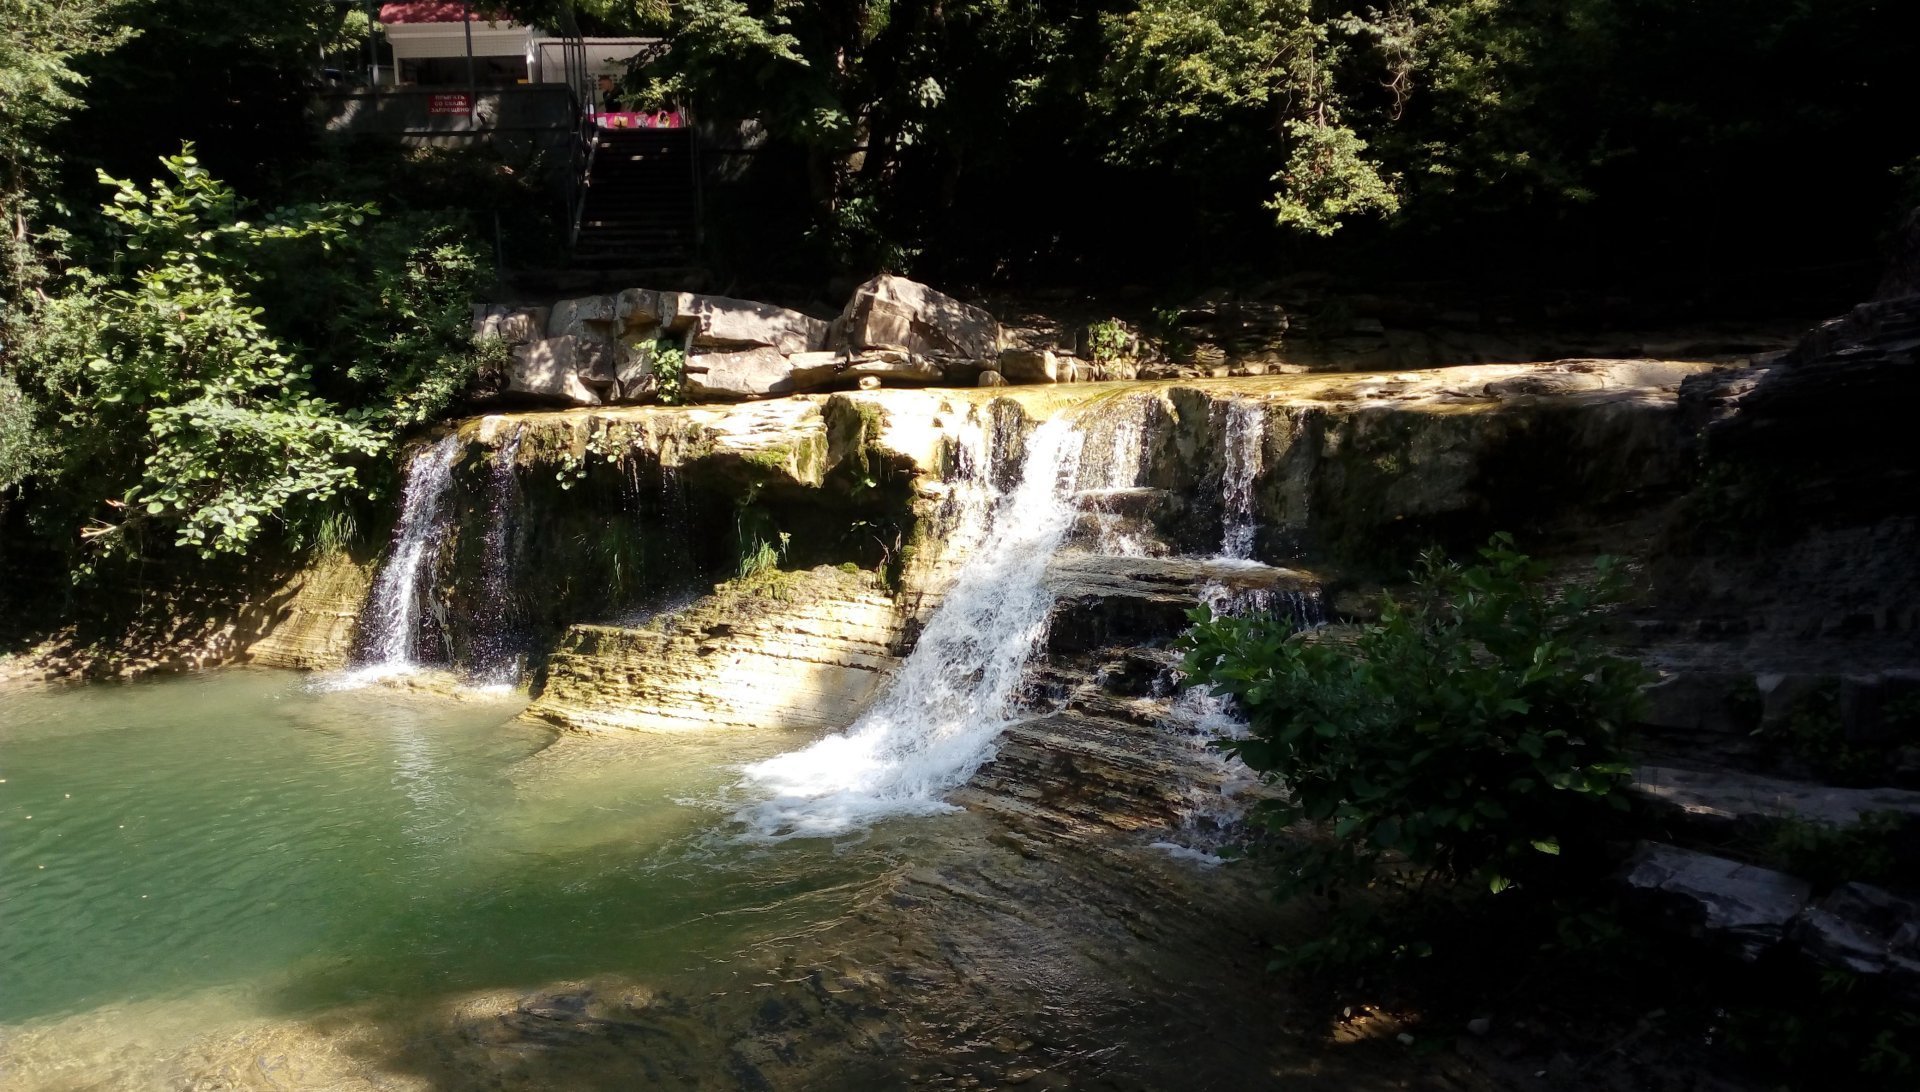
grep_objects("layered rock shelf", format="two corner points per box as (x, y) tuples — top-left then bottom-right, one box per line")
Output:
(526, 566), (906, 734)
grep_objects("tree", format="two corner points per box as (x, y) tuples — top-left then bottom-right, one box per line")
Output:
(605, 0), (1089, 269)
(15, 150), (387, 558)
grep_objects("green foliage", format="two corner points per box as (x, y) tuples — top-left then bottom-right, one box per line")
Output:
(11, 148), (497, 562)
(0, 372), (39, 503)
(1181, 536), (1647, 909)
(1752, 681), (1882, 787)
(333, 219), (494, 428)
(14, 150), (385, 557)
(652, 343), (687, 406)
(1086, 318), (1129, 365)
(1760, 812), (1909, 893)
(735, 528), (789, 580)
(1721, 968), (1920, 1088)
(1098, 0), (1406, 234)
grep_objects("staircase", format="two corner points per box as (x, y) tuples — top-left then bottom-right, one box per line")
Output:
(571, 127), (699, 270)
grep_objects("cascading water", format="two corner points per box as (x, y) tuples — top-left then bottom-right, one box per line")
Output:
(735, 417), (1087, 840)
(470, 426), (526, 684)
(1219, 400), (1265, 559)
(352, 434), (463, 673)
(1079, 397), (1155, 556)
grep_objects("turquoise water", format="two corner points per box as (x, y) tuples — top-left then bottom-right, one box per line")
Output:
(0, 671), (890, 1030)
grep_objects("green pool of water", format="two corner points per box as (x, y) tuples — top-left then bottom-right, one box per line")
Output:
(0, 670), (890, 1030)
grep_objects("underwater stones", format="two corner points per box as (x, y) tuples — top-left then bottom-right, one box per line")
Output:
(683, 346), (800, 401)
(836, 274), (1001, 360)
(1621, 842), (1812, 960)
(507, 337), (607, 405)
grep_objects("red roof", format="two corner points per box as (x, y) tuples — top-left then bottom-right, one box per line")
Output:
(378, 2), (509, 23)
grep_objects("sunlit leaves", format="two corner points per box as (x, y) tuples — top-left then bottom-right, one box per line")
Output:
(1180, 535), (1649, 919)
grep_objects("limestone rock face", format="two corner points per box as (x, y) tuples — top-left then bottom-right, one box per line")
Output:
(836, 275), (1000, 359)
(525, 567), (905, 734)
(242, 554), (377, 670)
(1621, 841), (1812, 960)
(508, 337), (609, 405)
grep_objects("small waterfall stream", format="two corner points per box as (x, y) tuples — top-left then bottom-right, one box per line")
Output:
(736, 417), (1087, 839)
(471, 426), (526, 684)
(1219, 400), (1264, 559)
(352, 434), (463, 674)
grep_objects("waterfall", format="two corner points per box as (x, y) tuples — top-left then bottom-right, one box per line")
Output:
(1219, 400), (1264, 559)
(1080, 397), (1154, 556)
(735, 417), (1087, 840)
(354, 434), (463, 672)
(471, 426), (525, 684)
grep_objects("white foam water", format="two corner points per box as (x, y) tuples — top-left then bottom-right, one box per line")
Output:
(1219, 400), (1264, 559)
(734, 418), (1087, 840)
(337, 434), (463, 682)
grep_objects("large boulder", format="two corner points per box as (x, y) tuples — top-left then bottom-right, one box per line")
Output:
(1620, 841), (1811, 960)
(836, 275), (1000, 359)
(998, 348), (1059, 383)
(845, 350), (943, 385)
(618, 289), (826, 355)
(548, 295), (619, 340)
(1793, 882), (1920, 997)
(682, 293), (828, 354)
(684, 347), (822, 401)
(508, 337), (608, 405)
(472, 304), (549, 345)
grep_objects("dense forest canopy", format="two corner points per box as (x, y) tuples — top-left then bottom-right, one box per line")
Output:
(0, 0), (1914, 578)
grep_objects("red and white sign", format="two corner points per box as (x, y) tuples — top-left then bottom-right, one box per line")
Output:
(428, 93), (472, 115)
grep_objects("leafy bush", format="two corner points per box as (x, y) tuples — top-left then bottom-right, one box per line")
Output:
(15, 151), (384, 557)
(1181, 535), (1648, 906)
(12, 147), (496, 562)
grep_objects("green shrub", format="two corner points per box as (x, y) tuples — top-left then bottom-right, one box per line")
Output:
(1180, 535), (1648, 908)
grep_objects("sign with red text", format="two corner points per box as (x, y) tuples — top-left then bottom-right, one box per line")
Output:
(428, 93), (472, 116)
